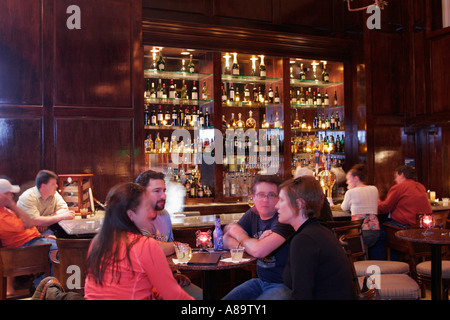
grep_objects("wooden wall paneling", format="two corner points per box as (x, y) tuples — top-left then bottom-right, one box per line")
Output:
(214, 0), (273, 23)
(55, 118), (135, 201)
(53, 0), (133, 108)
(371, 125), (409, 199)
(279, 0), (334, 35)
(0, 117), (43, 187)
(442, 126), (450, 197)
(429, 34), (450, 114)
(0, 0), (42, 105)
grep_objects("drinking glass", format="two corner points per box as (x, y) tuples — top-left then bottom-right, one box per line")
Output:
(174, 243), (192, 263)
(230, 247), (245, 262)
(420, 214), (435, 235)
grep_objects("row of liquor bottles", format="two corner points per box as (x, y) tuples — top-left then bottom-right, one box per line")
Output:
(169, 166), (214, 199)
(145, 79), (209, 102)
(221, 83), (281, 104)
(290, 87), (339, 106)
(292, 133), (345, 154)
(292, 110), (343, 130)
(144, 105), (211, 128)
(149, 50), (332, 83)
(144, 131), (284, 155)
(223, 171), (255, 198)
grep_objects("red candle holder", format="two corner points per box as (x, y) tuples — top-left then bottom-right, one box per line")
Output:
(196, 230), (212, 252)
(421, 214), (434, 235)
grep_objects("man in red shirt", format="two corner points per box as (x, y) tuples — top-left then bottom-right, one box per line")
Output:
(378, 165), (432, 228)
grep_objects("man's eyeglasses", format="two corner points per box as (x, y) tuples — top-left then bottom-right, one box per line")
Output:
(253, 193), (278, 200)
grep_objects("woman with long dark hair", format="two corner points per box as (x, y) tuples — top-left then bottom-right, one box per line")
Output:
(84, 183), (193, 300)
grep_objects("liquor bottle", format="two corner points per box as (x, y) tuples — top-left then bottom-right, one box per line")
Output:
(178, 107), (185, 127)
(188, 54), (195, 73)
(184, 108), (191, 127)
(221, 84), (227, 103)
(157, 105), (163, 125)
(322, 62), (329, 82)
(246, 110), (256, 128)
(171, 107), (178, 126)
(232, 53), (239, 75)
(162, 137), (170, 153)
(313, 113), (318, 129)
(204, 107), (210, 127)
(198, 108), (204, 127)
(335, 112), (341, 130)
(202, 82), (208, 100)
(144, 79), (151, 103)
(181, 84), (188, 100)
(244, 85), (250, 102)
(290, 89), (297, 104)
(236, 113), (245, 128)
(180, 59), (186, 72)
(229, 83), (235, 102)
(191, 81), (198, 100)
(274, 86), (281, 104)
(261, 113), (269, 128)
(164, 107), (171, 125)
(144, 105), (149, 126)
(235, 86), (240, 103)
(259, 55), (266, 78)
(157, 53), (165, 71)
(299, 63), (306, 80)
(161, 83), (167, 99)
(145, 134), (153, 153)
(156, 79), (163, 98)
(324, 89), (330, 105)
(301, 113), (306, 129)
(318, 113), (322, 129)
(293, 110), (300, 128)
(150, 82), (156, 98)
(155, 133), (162, 153)
(222, 114), (228, 128)
(258, 87), (265, 103)
(169, 80), (175, 99)
(299, 88), (305, 104)
(307, 88), (313, 105)
(253, 85), (258, 103)
(150, 106), (157, 126)
(333, 90), (338, 105)
(268, 86), (274, 103)
(191, 106), (198, 126)
(316, 88), (322, 106)
(274, 112), (282, 128)
(330, 113), (335, 130)
(229, 113), (236, 128)
(336, 135), (341, 153)
(213, 216), (224, 251)
(313, 91), (317, 105)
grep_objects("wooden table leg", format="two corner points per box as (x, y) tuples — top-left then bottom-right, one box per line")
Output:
(431, 245), (442, 300)
(202, 270), (216, 300)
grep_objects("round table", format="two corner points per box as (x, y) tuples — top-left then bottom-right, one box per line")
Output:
(167, 250), (256, 300)
(396, 228), (450, 300)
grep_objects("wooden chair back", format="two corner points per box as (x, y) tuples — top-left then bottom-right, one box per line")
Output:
(340, 241), (378, 300)
(383, 223), (410, 261)
(51, 238), (92, 295)
(331, 223), (367, 261)
(326, 218), (364, 231)
(0, 243), (51, 299)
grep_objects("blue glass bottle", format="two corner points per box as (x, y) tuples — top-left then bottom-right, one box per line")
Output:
(213, 216), (223, 251)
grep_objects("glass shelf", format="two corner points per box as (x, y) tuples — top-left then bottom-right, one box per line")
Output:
(222, 74), (282, 85)
(291, 104), (344, 109)
(290, 79), (343, 88)
(291, 128), (345, 133)
(144, 69), (213, 81)
(222, 102), (283, 108)
(146, 98), (213, 106)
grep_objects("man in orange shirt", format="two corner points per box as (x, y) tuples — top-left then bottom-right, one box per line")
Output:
(0, 179), (57, 295)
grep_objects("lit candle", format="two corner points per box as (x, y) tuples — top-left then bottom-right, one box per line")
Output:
(430, 191), (436, 202)
(422, 215), (433, 228)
